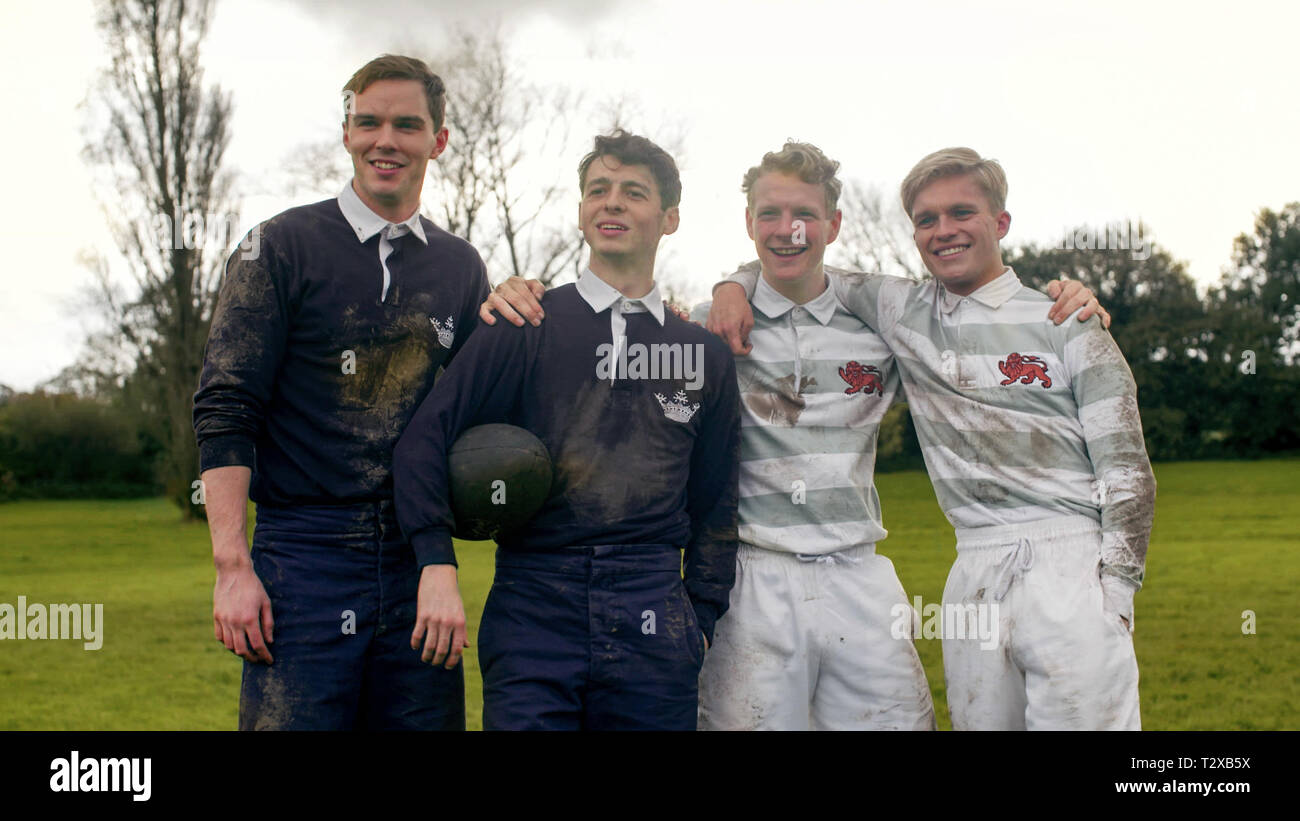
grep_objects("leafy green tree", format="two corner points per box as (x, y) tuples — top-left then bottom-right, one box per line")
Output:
(0, 392), (158, 500)
(1006, 230), (1213, 459)
(1209, 202), (1300, 367)
(1204, 203), (1300, 453)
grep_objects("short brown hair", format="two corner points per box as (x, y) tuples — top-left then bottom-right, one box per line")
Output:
(578, 130), (682, 209)
(900, 147), (1007, 218)
(742, 141), (842, 213)
(342, 54), (446, 131)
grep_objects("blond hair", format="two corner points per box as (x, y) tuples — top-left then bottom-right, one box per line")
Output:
(900, 147), (1007, 217)
(742, 141), (842, 213)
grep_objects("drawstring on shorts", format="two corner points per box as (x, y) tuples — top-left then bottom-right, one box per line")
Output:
(992, 538), (1034, 601)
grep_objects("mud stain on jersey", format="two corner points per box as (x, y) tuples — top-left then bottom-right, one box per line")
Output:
(203, 258), (281, 378)
(551, 380), (690, 526)
(338, 313), (437, 418)
(743, 373), (811, 427)
(1075, 327), (1157, 568)
(972, 480), (1009, 504)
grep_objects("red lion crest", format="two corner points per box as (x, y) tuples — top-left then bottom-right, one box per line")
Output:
(839, 361), (884, 396)
(998, 352), (1052, 388)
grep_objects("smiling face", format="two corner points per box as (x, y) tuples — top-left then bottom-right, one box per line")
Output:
(578, 154), (679, 272)
(342, 78), (448, 222)
(909, 173), (1010, 296)
(746, 171), (841, 303)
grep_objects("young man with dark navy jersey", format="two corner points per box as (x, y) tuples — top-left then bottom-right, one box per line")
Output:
(194, 55), (490, 730)
(393, 131), (741, 730)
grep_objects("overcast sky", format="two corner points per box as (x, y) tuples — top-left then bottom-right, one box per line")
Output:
(2, 0), (1298, 391)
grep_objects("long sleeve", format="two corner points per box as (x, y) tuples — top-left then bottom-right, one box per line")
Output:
(682, 351), (741, 643)
(193, 225), (289, 472)
(445, 251), (493, 365)
(393, 317), (533, 567)
(1063, 320), (1157, 589)
(721, 260), (762, 300)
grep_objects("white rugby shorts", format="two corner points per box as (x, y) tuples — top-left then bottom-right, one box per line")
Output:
(698, 542), (935, 731)
(942, 515), (1141, 731)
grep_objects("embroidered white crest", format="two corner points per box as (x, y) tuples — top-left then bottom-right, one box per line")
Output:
(430, 316), (455, 348)
(655, 390), (700, 424)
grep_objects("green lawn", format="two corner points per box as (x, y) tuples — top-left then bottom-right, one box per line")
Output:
(0, 458), (1295, 730)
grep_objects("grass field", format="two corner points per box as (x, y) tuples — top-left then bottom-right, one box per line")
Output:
(0, 458), (1296, 730)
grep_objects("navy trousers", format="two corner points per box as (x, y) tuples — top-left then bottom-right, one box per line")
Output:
(478, 545), (706, 731)
(239, 500), (465, 731)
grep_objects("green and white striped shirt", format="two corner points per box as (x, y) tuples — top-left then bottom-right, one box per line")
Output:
(728, 264), (1155, 587)
(693, 272), (897, 555)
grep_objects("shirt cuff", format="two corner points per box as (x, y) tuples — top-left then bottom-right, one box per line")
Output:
(1100, 573), (1137, 631)
(692, 601), (721, 646)
(198, 436), (256, 473)
(410, 527), (458, 568)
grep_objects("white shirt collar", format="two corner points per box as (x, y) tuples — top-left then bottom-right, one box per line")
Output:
(575, 268), (666, 326)
(752, 270), (840, 325)
(938, 266), (1021, 314)
(337, 181), (428, 246)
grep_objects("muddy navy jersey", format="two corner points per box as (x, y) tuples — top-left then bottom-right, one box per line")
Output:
(393, 281), (741, 640)
(193, 196), (491, 506)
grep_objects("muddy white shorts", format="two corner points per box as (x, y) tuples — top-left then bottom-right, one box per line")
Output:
(942, 515), (1141, 731)
(698, 542), (935, 731)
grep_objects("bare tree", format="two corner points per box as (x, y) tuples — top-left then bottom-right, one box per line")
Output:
(280, 137), (349, 201)
(281, 27), (626, 287)
(280, 28), (680, 291)
(429, 27), (587, 286)
(81, 0), (234, 518)
(831, 180), (925, 280)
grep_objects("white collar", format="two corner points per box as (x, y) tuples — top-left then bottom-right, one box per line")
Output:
(752, 270), (840, 325)
(938, 267), (1021, 314)
(337, 181), (428, 246)
(575, 268), (666, 326)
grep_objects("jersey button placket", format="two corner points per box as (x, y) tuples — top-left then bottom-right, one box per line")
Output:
(956, 300), (977, 390)
(790, 311), (804, 394)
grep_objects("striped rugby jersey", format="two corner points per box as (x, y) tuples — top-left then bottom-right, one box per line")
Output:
(693, 272), (898, 556)
(727, 264), (1155, 588)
